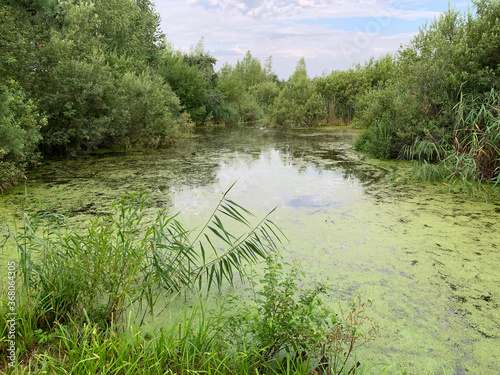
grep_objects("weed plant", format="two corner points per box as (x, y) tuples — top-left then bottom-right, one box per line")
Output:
(400, 89), (500, 200)
(0, 190), (385, 374)
(227, 255), (380, 374)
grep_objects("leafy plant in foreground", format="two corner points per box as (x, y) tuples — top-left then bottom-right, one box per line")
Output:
(7, 185), (282, 330)
(0, 192), (387, 374)
(0, 293), (386, 374)
(229, 255), (379, 374)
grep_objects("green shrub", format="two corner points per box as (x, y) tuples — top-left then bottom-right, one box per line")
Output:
(0, 81), (45, 191)
(110, 71), (192, 147)
(407, 89), (500, 199)
(228, 255), (379, 374)
(36, 51), (115, 153)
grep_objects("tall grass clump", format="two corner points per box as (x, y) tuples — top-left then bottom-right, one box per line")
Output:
(1, 185), (280, 350)
(406, 89), (500, 199)
(0, 189), (384, 373)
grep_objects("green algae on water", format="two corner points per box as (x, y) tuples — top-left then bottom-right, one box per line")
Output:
(0, 127), (499, 374)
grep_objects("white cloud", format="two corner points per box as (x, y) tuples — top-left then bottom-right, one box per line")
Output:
(188, 0), (440, 19)
(154, 0), (465, 78)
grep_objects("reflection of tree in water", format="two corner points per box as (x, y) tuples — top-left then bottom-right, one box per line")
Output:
(10, 127), (397, 219)
(249, 129), (391, 185)
(194, 127), (394, 186)
(16, 137), (222, 217)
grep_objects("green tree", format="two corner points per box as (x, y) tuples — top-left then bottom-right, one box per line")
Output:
(110, 71), (192, 147)
(0, 81), (45, 190)
(316, 54), (396, 123)
(266, 58), (327, 127)
(235, 51), (266, 90)
(217, 51), (270, 123)
(35, 47), (114, 153)
(354, 0), (500, 191)
(158, 48), (209, 122)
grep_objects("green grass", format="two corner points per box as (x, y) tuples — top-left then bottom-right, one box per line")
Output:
(0, 190), (391, 374)
(1, 292), (389, 374)
(0, 285), (389, 374)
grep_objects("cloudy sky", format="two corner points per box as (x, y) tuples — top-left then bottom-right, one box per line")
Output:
(154, 0), (472, 79)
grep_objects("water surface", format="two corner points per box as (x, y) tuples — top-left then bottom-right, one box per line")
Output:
(1, 127), (499, 374)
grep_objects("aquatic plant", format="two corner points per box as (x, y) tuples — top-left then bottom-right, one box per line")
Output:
(405, 89), (500, 199)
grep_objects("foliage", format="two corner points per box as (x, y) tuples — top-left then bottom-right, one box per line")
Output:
(247, 256), (331, 360)
(217, 51), (276, 124)
(250, 81), (280, 109)
(266, 58), (327, 127)
(8, 188), (281, 330)
(0, 192), (384, 374)
(316, 55), (396, 123)
(226, 255), (379, 374)
(451, 90), (500, 182)
(406, 89), (500, 198)
(158, 49), (209, 122)
(352, 0), (500, 196)
(0, 293), (384, 374)
(354, 85), (430, 158)
(110, 71), (193, 147)
(35, 50), (115, 153)
(0, 0), (199, 163)
(0, 81), (45, 191)
(0, 3), (36, 86)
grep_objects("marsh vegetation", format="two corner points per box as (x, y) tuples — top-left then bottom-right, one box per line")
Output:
(1, 128), (499, 374)
(1, 0), (500, 373)
(1, 189), (380, 374)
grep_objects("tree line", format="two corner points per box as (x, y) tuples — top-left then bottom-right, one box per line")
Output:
(1, 0), (499, 192)
(351, 0), (500, 192)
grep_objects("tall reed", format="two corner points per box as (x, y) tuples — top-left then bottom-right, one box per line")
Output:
(5, 185), (281, 329)
(405, 89), (500, 200)
(0, 189), (388, 374)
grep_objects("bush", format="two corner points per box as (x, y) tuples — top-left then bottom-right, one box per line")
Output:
(36, 51), (115, 153)
(228, 255), (379, 374)
(0, 81), (45, 190)
(110, 71), (192, 147)
(354, 85), (433, 158)
(408, 89), (500, 198)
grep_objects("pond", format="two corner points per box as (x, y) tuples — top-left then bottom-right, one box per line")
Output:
(1, 127), (499, 374)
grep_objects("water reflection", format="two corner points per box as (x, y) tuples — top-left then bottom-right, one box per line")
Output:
(8, 127), (389, 215)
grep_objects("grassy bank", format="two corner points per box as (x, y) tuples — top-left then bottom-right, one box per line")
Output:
(1, 191), (386, 374)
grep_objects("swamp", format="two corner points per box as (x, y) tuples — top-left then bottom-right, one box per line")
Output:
(1, 127), (499, 374)
(2, 0), (500, 373)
